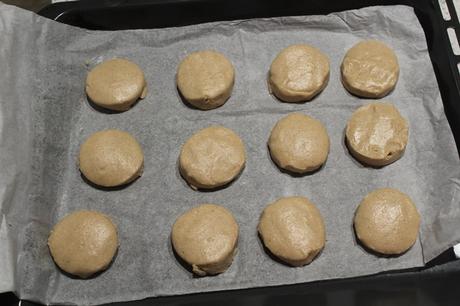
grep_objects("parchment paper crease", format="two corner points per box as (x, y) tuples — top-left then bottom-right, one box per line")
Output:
(1, 3), (460, 305)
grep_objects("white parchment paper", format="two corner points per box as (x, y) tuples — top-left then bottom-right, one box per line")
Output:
(1, 3), (460, 305)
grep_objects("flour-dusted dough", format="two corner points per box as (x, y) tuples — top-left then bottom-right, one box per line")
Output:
(268, 113), (329, 173)
(48, 210), (118, 278)
(258, 196), (326, 266)
(177, 50), (235, 110)
(86, 58), (147, 111)
(354, 188), (420, 255)
(268, 44), (330, 103)
(79, 129), (144, 187)
(179, 126), (246, 189)
(171, 204), (239, 276)
(341, 40), (399, 98)
(346, 103), (408, 167)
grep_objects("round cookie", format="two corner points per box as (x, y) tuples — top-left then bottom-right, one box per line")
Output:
(341, 40), (399, 98)
(268, 113), (329, 173)
(268, 44), (330, 103)
(177, 50), (235, 110)
(48, 210), (118, 278)
(171, 204), (239, 276)
(79, 129), (144, 187)
(179, 126), (246, 189)
(258, 196), (326, 266)
(86, 58), (147, 111)
(345, 103), (408, 167)
(354, 188), (420, 255)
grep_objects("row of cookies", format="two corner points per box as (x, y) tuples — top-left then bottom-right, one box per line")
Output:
(48, 188), (420, 278)
(85, 40), (398, 112)
(78, 101), (408, 190)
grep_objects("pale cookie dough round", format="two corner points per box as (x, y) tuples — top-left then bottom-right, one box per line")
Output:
(268, 44), (330, 103)
(177, 50), (235, 110)
(341, 40), (399, 98)
(179, 126), (246, 189)
(258, 196), (326, 266)
(86, 58), (147, 111)
(171, 204), (239, 276)
(79, 129), (144, 187)
(48, 210), (118, 278)
(268, 113), (329, 173)
(354, 188), (420, 255)
(346, 103), (408, 167)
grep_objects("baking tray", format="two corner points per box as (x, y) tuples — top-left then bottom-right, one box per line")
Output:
(2, 0), (460, 305)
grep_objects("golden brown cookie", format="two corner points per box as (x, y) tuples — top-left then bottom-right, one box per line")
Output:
(346, 103), (408, 167)
(268, 113), (329, 173)
(79, 129), (144, 187)
(341, 40), (399, 98)
(48, 210), (118, 278)
(354, 188), (420, 255)
(86, 58), (147, 111)
(179, 126), (246, 189)
(171, 204), (239, 276)
(268, 44), (330, 102)
(177, 50), (235, 110)
(258, 196), (326, 266)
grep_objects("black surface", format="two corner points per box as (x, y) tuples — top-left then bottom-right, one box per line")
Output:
(3, 0), (459, 305)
